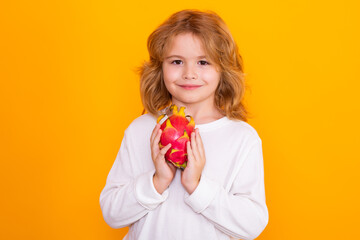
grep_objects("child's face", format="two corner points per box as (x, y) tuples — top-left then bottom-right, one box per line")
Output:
(162, 33), (221, 108)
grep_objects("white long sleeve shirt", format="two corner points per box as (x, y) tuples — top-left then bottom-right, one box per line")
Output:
(100, 112), (269, 240)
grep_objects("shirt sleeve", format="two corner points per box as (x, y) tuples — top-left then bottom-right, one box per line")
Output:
(184, 139), (269, 240)
(99, 130), (169, 229)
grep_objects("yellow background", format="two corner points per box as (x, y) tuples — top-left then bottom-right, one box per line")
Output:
(1, 0), (359, 239)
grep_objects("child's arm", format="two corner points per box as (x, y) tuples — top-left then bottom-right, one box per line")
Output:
(99, 130), (169, 229)
(184, 139), (269, 240)
(151, 124), (177, 194)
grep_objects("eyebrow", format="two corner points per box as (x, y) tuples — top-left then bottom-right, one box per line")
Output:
(165, 55), (207, 59)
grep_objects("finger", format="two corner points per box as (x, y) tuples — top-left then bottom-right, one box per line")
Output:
(151, 129), (162, 159)
(186, 141), (194, 162)
(195, 129), (206, 160)
(150, 124), (159, 144)
(152, 128), (162, 149)
(190, 131), (201, 162)
(167, 161), (177, 172)
(155, 128), (162, 145)
(150, 124), (160, 144)
(159, 143), (171, 157)
(156, 143), (171, 164)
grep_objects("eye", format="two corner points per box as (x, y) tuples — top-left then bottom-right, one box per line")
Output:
(198, 60), (210, 65)
(171, 60), (183, 65)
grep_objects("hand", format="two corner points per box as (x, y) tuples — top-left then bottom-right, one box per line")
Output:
(150, 123), (177, 194)
(181, 128), (206, 194)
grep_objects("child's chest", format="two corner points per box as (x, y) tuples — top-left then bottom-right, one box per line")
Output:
(200, 131), (248, 190)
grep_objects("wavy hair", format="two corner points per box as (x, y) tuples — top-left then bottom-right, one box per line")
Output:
(138, 9), (249, 121)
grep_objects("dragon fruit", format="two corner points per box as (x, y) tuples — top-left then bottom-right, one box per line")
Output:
(157, 105), (195, 169)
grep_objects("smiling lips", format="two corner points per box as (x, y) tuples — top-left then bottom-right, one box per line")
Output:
(179, 84), (202, 90)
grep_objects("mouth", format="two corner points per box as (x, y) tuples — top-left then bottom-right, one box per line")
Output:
(178, 84), (202, 90)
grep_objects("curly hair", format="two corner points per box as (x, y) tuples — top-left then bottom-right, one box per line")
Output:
(138, 9), (248, 121)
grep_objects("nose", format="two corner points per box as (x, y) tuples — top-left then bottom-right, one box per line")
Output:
(183, 64), (198, 80)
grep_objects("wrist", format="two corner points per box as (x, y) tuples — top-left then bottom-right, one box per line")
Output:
(184, 179), (200, 195)
(153, 174), (171, 194)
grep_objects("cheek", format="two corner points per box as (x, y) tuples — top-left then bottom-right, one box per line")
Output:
(203, 70), (221, 86)
(163, 66), (180, 84)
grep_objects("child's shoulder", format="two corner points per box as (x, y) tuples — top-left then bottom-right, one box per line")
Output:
(125, 113), (157, 135)
(227, 119), (262, 143)
(130, 113), (156, 126)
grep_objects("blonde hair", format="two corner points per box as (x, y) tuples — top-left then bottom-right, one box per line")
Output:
(138, 9), (249, 121)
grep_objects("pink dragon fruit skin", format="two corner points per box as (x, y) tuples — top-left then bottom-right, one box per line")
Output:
(157, 105), (195, 169)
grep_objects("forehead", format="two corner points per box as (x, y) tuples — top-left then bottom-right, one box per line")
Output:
(164, 33), (205, 57)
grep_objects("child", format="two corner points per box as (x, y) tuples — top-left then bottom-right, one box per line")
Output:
(100, 9), (269, 240)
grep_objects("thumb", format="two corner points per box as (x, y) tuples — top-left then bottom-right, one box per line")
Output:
(158, 143), (171, 160)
